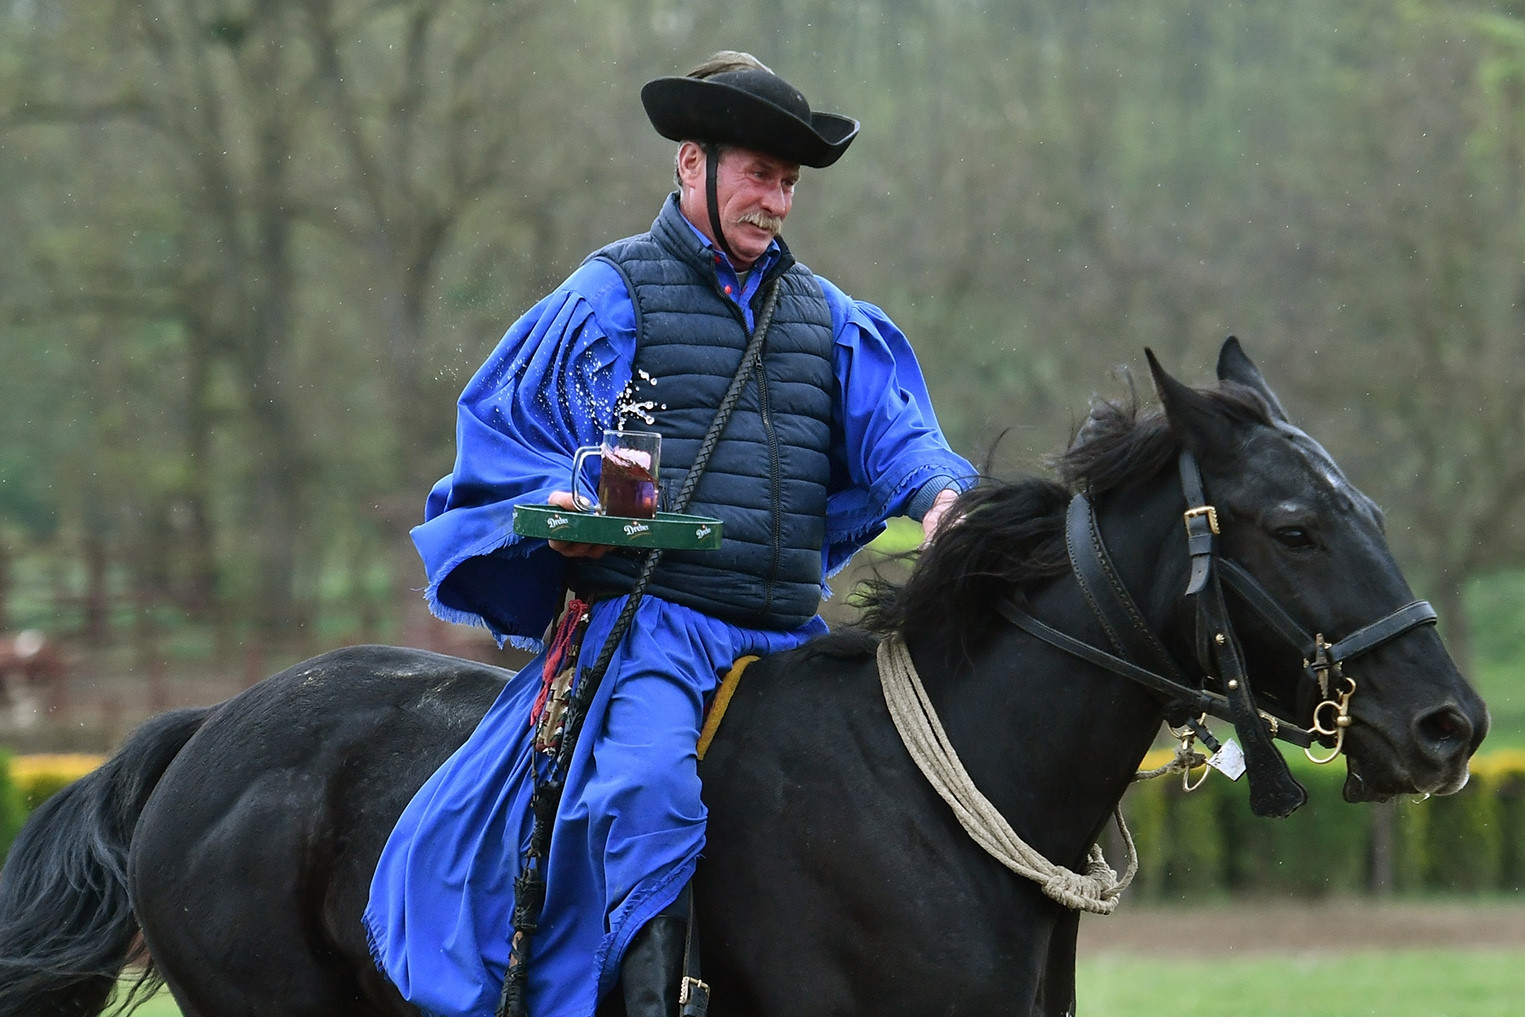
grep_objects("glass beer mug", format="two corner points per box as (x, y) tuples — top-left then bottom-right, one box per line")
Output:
(570, 430), (661, 519)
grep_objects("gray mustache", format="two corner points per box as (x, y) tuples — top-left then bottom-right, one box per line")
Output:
(735, 212), (783, 233)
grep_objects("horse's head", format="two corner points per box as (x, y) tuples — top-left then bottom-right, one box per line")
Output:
(1150, 338), (1488, 804)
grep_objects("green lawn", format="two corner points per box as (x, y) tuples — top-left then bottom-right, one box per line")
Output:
(131, 948), (1525, 1016)
(126, 988), (180, 1017)
(1078, 948), (1525, 1017)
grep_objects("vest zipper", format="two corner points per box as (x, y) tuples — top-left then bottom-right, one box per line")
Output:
(756, 338), (783, 615)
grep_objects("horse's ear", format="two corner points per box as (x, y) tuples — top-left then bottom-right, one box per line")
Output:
(1147, 348), (1228, 453)
(1216, 336), (1290, 422)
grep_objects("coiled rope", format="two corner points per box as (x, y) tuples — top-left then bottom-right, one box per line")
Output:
(876, 634), (1138, 914)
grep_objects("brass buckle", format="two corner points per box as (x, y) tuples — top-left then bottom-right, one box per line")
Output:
(1183, 504), (1219, 535)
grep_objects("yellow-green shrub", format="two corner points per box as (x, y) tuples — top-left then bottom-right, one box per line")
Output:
(8, 754), (103, 812)
(0, 752), (26, 859)
(1124, 747), (1523, 897)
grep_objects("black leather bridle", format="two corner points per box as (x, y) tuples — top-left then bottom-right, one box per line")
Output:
(998, 451), (1438, 817)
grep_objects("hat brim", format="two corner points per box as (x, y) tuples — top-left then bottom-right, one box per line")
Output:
(642, 76), (859, 169)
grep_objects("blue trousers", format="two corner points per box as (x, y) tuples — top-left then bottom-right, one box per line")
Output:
(364, 595), (824, 1017)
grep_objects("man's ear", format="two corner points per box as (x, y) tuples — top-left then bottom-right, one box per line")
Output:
(675, 141), (706, 191)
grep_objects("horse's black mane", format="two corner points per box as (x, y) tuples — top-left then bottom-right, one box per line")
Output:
(856, 378), (1273, 644)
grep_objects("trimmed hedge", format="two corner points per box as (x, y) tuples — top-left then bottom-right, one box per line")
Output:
(1124, 747), (1525, 897)
(0, 753), (26, 860)
(9, 754), (104, 810)
(0, 754), (103, 859)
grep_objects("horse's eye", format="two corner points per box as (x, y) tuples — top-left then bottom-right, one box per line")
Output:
(1274, 527), (1315, 550)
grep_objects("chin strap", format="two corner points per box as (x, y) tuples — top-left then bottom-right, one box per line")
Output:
(704, 144), (740, 265)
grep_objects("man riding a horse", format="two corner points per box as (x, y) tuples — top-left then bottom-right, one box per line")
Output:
(0, 51), (1490, 1017)
(0, 347), (1488, 1017)
(364, 51), (975, 1017)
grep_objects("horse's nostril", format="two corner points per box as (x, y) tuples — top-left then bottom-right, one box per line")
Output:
(1415, 705), (1473, 757)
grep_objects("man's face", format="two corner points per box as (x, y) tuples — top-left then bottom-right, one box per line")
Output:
(678, 143), (800, 271)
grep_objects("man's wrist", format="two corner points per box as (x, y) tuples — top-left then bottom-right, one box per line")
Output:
(906, 476), (960, 521)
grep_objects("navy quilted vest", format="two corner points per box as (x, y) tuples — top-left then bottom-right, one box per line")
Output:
(568, 198), (834, 630)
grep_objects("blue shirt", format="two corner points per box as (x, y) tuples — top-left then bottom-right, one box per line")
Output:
(678, 213), (780, 330)
(412, 211), (975, 648)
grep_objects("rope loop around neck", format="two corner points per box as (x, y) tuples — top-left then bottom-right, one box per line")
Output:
(876, 634), (1137, 914)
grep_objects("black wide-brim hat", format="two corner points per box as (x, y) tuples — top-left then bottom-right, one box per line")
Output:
(641, 68), (859, 168)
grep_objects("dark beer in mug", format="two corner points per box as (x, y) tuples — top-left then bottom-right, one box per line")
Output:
(571, 429), (661, 518)
(599, 448), (658, 518)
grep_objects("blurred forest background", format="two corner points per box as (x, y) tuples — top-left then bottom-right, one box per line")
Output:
(1, 0), (1524, 743)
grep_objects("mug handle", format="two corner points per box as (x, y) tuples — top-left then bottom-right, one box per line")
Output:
(570, 445), (601, 513)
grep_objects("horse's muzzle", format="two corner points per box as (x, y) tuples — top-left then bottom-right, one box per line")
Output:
(1343, 698), (1488, 802)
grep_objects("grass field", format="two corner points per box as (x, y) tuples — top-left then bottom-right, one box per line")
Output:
(124, 989), (178, 1017)
(128, 946), (1525, 1016)
(1078, 949), (1524, 1017)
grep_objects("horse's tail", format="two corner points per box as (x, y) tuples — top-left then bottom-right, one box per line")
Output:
(0, 705), (212, 1017)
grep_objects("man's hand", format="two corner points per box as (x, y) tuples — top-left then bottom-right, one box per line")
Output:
(545, 491), (611, 558)
(920, 487), (959, 547)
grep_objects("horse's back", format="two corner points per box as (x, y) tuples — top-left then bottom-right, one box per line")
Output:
(129, 645), (507, 1017)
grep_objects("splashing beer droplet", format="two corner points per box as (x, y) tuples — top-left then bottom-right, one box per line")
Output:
(615, 370), (666, 428)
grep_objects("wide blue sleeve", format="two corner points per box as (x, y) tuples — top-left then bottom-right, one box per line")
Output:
(819, 278), (976, 575)
(411, 262), (635, 647)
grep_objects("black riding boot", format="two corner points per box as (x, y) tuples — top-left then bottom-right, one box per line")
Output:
(620, 888), (698, 1017)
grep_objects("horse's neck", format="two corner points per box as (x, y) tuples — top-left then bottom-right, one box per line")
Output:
(911, 478), (1185, 869)
(906, 632), (1153, 876)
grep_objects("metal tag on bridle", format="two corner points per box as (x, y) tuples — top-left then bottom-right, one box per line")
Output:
(1206, 738), (1247, 781)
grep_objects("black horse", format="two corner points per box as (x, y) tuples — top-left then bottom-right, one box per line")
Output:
(0, 340), (1487, 1017)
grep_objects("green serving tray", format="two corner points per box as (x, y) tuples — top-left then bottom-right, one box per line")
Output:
(513, 504), (724, 550)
